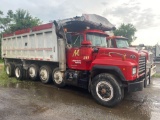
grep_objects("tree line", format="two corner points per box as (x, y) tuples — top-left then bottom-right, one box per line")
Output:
(0, 9), (137, 60)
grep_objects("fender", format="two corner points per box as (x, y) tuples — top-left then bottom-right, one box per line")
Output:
(91, 65), (126, 81)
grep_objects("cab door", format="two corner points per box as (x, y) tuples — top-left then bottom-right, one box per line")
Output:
(67, 34), (83, 70)
(67, 34), (93, 70)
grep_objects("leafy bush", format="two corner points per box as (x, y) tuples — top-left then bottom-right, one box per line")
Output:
(153, 73), (160, 78)
(0, 66), (19, 86)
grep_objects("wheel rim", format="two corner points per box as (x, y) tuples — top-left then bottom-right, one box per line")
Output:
(96, 81), (114, 102)
(15, 67), (20, 78)
(40, 68), (48, 81)
(54, 71), (63, 84)
(6, 65), (10, 75)
(29, 67), (36, 78)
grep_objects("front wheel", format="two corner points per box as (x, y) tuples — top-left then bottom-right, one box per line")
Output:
(91, 73), (123, 107)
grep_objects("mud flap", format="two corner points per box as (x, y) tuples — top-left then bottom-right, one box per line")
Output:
(23, 69), (29, 80)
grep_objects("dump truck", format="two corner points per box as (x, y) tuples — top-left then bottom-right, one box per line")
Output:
(107, 36), (156, 77)
(1, 14), (149, 107)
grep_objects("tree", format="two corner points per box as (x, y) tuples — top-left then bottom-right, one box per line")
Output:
(0, 10), (14, 33)
(10, 9), (41, 32)
(113, 23), (137, 45)
(0, 9), (41, 33)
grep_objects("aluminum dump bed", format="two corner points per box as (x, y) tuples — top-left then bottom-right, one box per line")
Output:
(2, 23), (59, 62)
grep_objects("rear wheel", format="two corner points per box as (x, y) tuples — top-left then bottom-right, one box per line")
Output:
(5, 63), (15, 77)
(15, 65), (23, 80)
(91, 73), (123, 107)
(39, 65), (52, 84)
(52, 68), (66, 88)
(28, 64), (39, 80)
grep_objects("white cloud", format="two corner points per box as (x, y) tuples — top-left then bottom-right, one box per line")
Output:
(133, 26), (160, 45)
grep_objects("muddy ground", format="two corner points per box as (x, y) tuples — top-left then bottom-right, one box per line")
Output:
(0, 64), (160, 120)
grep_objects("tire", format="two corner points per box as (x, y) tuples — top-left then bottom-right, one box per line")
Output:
(91, 73), (123, 107)
(39, 65), (52, 84)
(28, 64), (39, 80)
(15, 65), (23, 80)
(52, 68), (66, 88)
(5, 63), (15, 77)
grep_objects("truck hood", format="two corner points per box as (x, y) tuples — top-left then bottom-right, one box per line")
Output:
(96, 48), (146, 61)
(128, 47), (150, 60)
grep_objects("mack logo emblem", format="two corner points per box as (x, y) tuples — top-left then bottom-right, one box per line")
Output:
(72, 50), (80, 56)
(130, 55), (136, 59)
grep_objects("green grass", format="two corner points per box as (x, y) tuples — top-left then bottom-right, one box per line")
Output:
(0, 66), (35, 87)
(0, 59), (3, 63)
(153, 73), (160, 78)
(0, 66), (20, 86)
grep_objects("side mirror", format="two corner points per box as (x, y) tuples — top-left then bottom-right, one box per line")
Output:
(81, 41), (92, 46)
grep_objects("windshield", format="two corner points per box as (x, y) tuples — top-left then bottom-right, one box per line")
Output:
(116, 39), (129, 48)
(86, 33), (107, 47)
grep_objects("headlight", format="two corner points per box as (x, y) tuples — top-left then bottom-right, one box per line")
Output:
(132, 67), (137, 75)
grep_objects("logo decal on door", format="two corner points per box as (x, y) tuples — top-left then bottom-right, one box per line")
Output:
(72, 49), (80, 57)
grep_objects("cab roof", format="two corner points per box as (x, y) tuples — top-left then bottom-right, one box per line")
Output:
(57, 14), (116, 32)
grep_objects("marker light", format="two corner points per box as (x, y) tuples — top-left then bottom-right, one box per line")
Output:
(132, 67), (137, 75)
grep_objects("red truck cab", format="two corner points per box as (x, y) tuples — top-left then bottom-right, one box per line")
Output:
(107, 36), (129, 48)
(65, 29), (148, 92)
(67, 29), (108, 70)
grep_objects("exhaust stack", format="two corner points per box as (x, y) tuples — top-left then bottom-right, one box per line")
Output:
(58, 38), (66, 71)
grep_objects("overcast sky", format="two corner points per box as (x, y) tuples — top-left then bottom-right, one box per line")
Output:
(1, 0), (160, 45)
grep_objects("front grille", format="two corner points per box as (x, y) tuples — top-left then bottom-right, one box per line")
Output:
(138, 56), (146, 75)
